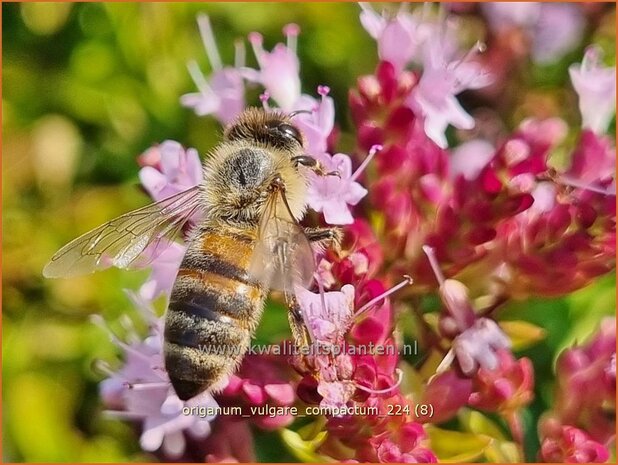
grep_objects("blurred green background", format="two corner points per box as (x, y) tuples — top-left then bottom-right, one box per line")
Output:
(2, 2), (615, 462)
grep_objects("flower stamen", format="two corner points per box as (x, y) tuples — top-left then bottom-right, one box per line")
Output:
(197, 14), (223, 71)
(186, 60), (214, 99)
(558, 175), (616, 196)
(455, 41), (486, 69)
(356, 275), (413, 317)
(317, 84), (330, 98)
(350, 144), (382, 182)
(422, 245), (445, 286)
(283, 23), (300, 54)
(435, 348), (455, 374)
(259, 92), (271, 110)
(93, 359), (120, 379)
(90, 315), (154, 364)
(103, 410), (147, 420)
(126, 381), (171, 391)
(234, 39), (246, 69)
(119, 314), (140, 345)
(248, 32), (265, 67)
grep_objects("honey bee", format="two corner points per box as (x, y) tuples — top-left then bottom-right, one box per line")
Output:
(44, 108), (340, 400)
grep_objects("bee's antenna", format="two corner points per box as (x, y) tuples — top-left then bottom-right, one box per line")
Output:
(288, 109), (313, 118)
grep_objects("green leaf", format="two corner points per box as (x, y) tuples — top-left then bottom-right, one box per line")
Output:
(280, 427), (331, 463)
(499, 320), (547, 351)
(399, 360), (427, 400)
(418, 348), (447, 381)
(459, 409), (506, 440)
(485, 441), (522, 463)
(426, 425), (492, 463)
(297, 416), (327, 441)
(459, 410), (523, 462)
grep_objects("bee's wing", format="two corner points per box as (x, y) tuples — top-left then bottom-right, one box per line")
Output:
(248, 189), (315, 291)
(43, 186), (202, 278)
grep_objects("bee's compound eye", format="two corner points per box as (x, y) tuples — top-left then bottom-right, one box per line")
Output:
(267, 121), (303, 146)
(278, 123), (302, 145)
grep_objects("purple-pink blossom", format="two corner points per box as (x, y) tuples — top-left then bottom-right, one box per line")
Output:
(296, 284), (355, 344)
(569, 46), (617, 134)
(292, 85), (336, 156)
(138, 140), (202, 201)
(359, 3), (419, 73)
(540, 425), (610, 463)
(306, 146), (381, 225)
(138, 242), (186, 301)
(94, 311), (217, 458)
(482, 3), (585, 65)
(450, 139), (495, 180)
(243, 26), (301, 111)
(295, 284), (357, 410)
(409, 36), (492, 148)
(180, 14), (246, 124)
(453, 318), (511, 375)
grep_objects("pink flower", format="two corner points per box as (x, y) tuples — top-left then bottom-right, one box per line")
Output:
(138, 242), (186, 301)
(408, 30), (492, 148)
(532, 3), (585, 64)
(295, 285), (357, 410)
(292, 85), (336, 156)
(358, 2), (387, 39)
(244, 25), (302, 111)
(569, 46), (617, 134)
(138, 140), (202, 202)
(294, 277), (410, 420)
(200, 417), (256, 463)
(359, 5), (492, 148)
(242, 25), (338, 157)
(482, 3), (541, 31)
(453, 319), (512, 375)
(370, 422), (437, 463)
(296, 284), (355, 343)
(482, 3), (585, 65)
(221, 351), (297, 430)
(548, 318), (616, 444)
(307, 147), (380, 225)
(469, 349), (534, 415)
(566, 129), (615, 185)
(450, 139), (495, 180)
(540, 426), (610, 463)
(94, 311), (217, 458)
(359, 4), (419, 73)
(180, 15), (245, 124)
(421, 370), (473, 423)
(423, 245), (476, 334)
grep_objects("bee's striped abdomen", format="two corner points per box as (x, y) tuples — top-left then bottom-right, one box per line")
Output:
(164, 230), (266, 401)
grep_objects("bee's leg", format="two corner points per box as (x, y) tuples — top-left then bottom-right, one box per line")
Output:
(291, 155), (317, 168)
(292, 155), (340, 177)
(304, 226), (342, 253)
(285, 291), (312, 348)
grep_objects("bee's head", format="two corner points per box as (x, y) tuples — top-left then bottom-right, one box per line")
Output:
(224, 108), (304, 153)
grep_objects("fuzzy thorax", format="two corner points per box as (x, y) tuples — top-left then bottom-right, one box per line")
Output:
(201, 140), (308, 226)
